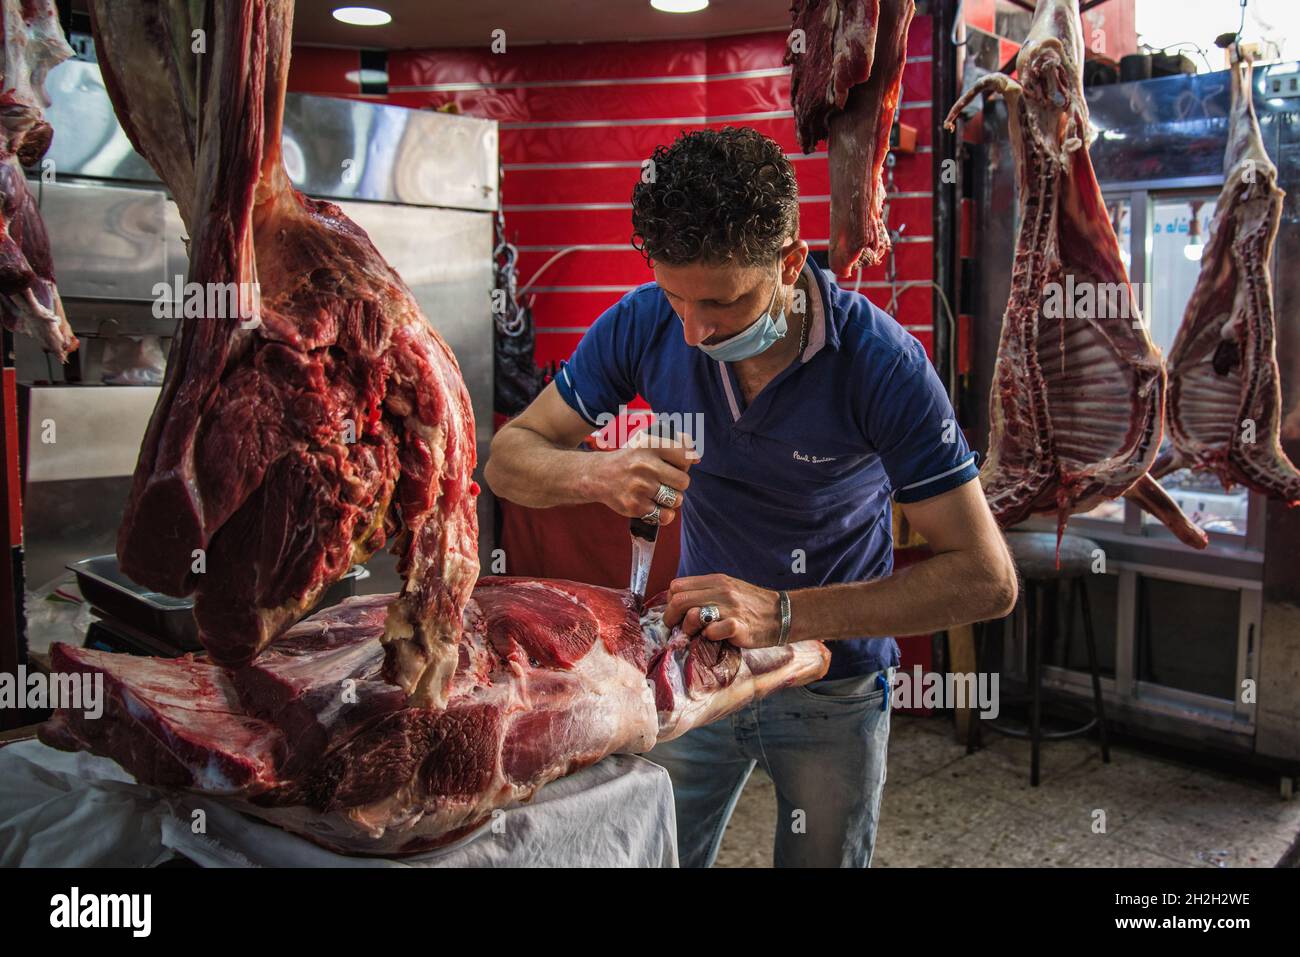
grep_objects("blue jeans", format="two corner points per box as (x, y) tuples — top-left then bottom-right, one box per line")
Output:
(643, 666), (893, 868)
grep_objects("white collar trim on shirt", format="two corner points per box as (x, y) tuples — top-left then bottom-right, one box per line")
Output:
(799, 260), (827, 364)
(717, 363), (742, 422)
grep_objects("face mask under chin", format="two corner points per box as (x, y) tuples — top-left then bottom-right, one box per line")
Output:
(694, 269), (788, 363)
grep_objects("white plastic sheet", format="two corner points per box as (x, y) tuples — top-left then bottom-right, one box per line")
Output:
(0, 741), (678, 868)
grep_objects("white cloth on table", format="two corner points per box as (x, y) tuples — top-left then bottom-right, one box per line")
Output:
(0, 740), (678, 867)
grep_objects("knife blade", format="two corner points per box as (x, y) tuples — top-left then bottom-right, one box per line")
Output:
(628, 418), (679, 606)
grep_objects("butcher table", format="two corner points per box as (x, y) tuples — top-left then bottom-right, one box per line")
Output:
(0, 736), (678, 867)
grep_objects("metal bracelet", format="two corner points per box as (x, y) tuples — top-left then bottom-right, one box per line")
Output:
(777, 590), (792, 646)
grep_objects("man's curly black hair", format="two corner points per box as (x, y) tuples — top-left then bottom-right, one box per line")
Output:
(631, 127), (799, 268)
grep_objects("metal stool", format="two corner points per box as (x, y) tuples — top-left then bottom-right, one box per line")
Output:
(968, 531), (1111, 785)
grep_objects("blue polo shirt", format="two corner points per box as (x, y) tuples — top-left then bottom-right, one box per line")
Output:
(555, 262), (979, 679)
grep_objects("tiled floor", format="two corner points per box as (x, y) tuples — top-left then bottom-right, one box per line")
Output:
(714, 713), (1300, 868)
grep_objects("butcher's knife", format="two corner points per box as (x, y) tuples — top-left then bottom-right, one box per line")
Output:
(628, 419), (679, 607)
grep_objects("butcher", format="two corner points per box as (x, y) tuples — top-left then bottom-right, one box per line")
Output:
(485, 127), (1017, 868)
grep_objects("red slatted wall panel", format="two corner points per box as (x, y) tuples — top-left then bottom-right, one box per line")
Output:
(288, 16), (937, 366)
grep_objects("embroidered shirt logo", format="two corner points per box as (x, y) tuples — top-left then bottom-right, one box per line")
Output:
(793, 451), (836, 464)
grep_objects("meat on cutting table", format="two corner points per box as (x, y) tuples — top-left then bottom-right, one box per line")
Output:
(40, 582), (829, 856)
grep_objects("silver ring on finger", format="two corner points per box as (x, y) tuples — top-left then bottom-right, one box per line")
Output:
(654, 483), (679, 509)
(640, 505), (662, 525)
(699, 604), (721, 626)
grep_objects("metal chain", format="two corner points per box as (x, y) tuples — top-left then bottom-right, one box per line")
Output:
(794, 271), (810, 355)
(493, 204), (526, 337)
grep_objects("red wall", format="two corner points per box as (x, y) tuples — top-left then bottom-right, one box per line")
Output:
(288, 15), (938, 363)
(287, 46), (369, 97)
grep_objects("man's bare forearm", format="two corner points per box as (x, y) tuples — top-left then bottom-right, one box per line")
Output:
(787, 547), (1017, 643)
(484, 426), (600, 508)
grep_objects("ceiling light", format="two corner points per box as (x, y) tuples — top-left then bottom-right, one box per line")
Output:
(346, 69), (390, 86)
(650, 0), (709, 13)
(332, 6), (392, 26)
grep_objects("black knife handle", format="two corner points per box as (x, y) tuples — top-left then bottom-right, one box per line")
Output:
(630, 517), (659, 542)
(629, 416), (680, 539)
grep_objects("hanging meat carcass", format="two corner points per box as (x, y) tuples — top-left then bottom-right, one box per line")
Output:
(0, 0), (75, 361)
(786, 0), (915, 278)
(1151, 56), (1300, 504)
(943, 0), (1208, 549)
(91, 0), (478, 708)
(39, 582), (829, 855)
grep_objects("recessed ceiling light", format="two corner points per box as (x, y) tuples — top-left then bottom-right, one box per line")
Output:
(332, 6), (392, 27)
(650, 0), (709, 12)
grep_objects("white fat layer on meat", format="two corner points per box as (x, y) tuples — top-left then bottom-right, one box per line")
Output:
(513, 579), (587, 608)
(638, 608), (671, 660)
(191, 756), (239, 793)
(403, 416), (445, 464)
(120, 687), (240, 791)
(120, 688), (151, 723)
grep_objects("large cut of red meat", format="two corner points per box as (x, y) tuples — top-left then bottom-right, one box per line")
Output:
(1152, 57), (1300, 504)
(943, 0), (1207, 550)
(0, 0), (76, 361)
(91, 0), (479, 707)
(786, 0), (914, 278)
(39, 581), (830, 855)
